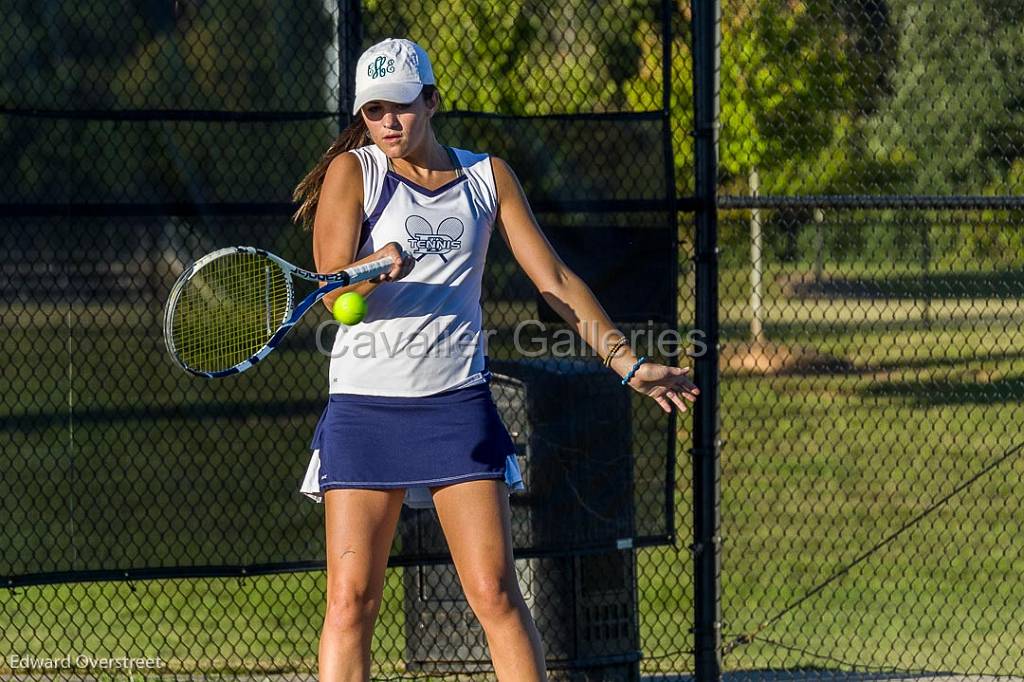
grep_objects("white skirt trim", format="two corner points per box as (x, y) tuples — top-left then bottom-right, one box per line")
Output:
(299, 449), (525, 509)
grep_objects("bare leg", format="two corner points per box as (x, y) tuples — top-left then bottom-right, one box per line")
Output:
(319, 487), (405, 682)
(431, 479), (547, 681)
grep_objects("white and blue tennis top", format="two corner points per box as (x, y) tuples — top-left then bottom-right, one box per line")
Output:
(328, 143), (497, 397)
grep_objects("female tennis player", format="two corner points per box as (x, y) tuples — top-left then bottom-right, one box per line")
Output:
(292, 38), (698, 682)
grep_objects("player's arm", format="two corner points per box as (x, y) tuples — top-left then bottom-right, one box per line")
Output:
(311, 152), (412, 310)
(491, 156), (698, 412)
(490, 157), (634, 375)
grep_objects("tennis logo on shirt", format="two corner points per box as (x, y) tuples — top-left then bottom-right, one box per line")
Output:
(405, 215), (464, 262)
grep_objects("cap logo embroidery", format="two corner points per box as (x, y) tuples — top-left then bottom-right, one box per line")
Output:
(368, 56), (396, 79)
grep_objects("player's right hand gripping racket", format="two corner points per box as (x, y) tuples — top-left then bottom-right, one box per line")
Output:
(163, 246), (394, 378)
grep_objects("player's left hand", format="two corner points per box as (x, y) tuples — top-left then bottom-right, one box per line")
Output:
(627, 363), (699, 414)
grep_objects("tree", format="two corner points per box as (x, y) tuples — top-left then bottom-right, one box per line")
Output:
(362, 0), (651, 114)
(1, 1), (334, 205)
(620, 1), (888, 199)
(867, 1), (1022, 195)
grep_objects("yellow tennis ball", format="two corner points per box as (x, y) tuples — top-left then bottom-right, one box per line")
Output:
(332, 291), (367, 325)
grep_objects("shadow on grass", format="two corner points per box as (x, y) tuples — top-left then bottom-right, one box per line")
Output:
(855, 349), (1024, 375)
(861, 376), (1024, 406)
(786, 270), (1024, 300)
(647, 671), (1016, 682)
(721, 315), (1018, 345)
(719, 336), (1024, 379)
(0, 399), (322, 432)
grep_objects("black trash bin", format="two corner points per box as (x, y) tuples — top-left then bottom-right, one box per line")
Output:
(401, 358), (640, 681)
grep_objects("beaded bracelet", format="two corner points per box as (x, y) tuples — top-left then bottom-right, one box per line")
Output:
(603, 337), (628, 368)
(621, 356), (648, 385)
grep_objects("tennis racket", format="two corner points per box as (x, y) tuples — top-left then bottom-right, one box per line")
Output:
(163, 246), (394, 378)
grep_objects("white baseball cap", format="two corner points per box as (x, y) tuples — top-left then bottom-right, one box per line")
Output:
(352, 38), (436, 115)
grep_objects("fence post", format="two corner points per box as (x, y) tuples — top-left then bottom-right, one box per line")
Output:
(920, 221), (932, 328)
(750, 168), (764, 345)
(321, 0), (341, 119)
(337, 0), (362, 123)
(690, 0), (723, 680)
(814, 208), (825, 281)
(663, 0), (681, 543)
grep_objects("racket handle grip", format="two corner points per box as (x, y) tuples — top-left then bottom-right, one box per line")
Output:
(343, 255), (397, 284)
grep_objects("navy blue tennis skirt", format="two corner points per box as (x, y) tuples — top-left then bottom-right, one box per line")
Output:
(301, 378), (524, 508)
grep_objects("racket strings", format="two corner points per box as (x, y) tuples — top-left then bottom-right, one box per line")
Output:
(171, 252), (291, 373)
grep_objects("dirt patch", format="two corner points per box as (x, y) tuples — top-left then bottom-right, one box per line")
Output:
(720, 341), (855, 376)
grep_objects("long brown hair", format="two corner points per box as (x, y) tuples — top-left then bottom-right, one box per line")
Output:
(291, 86), (440, 230)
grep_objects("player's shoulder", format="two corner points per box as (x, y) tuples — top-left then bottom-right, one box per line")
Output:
(486, 155), (514, 176)
(325, 147), (362, 177)
(320, 147), (368, 204)
(449, 146), (493, 169)
(484, 155), (519, 195)
(446, 147), (515, 184)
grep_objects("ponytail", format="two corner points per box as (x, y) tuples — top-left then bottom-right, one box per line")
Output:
(291, 86), (441, 230)
(291, 116), (369, 230)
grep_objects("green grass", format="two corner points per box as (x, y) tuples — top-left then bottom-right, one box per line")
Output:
(719, 377), (1024, 671)
(711, 262), (1024, 672)
(2, 261), (1024, 677)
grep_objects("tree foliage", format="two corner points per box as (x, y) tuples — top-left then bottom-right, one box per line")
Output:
(1, 1), (333, 204)
(2, 0), (1020, 219)
(868, 0), (1023, 195)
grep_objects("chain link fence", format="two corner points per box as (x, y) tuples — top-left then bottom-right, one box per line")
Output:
(1, 0), (685, 679)
(714, 0), (1024, 676)
(2, 0), (1022, 680)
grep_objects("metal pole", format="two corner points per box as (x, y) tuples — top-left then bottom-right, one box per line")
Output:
(662, 0), (680, 546)
(920, 221), (932, 329)
(750, 168), (764, 345)
(813, 208), (825, 282)
(321, 0), (342, 130)
(690, 0), (722, 679)
(338, 0), (362, 125)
